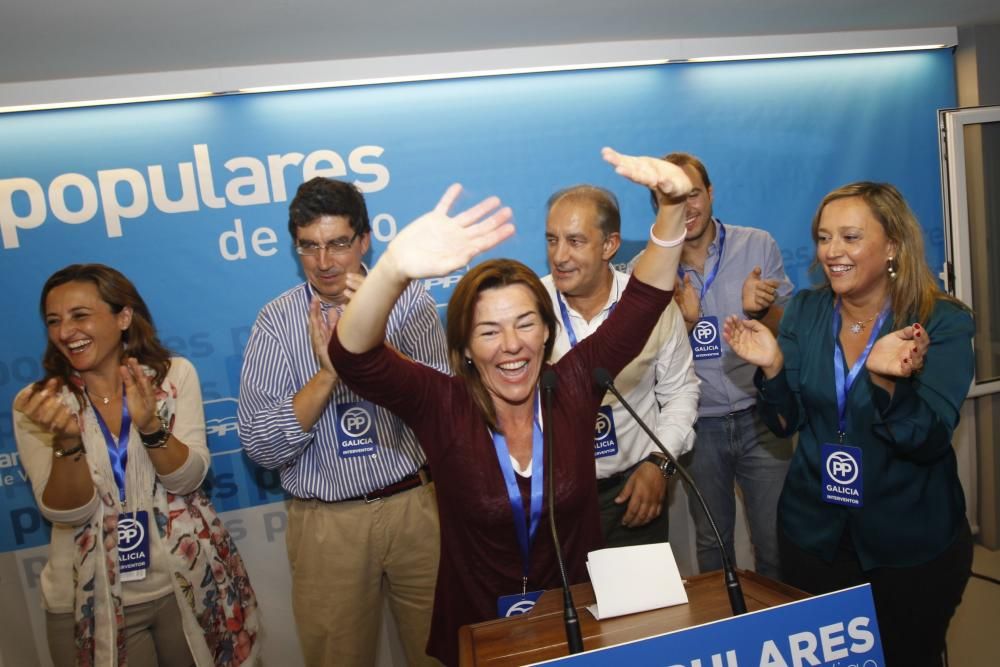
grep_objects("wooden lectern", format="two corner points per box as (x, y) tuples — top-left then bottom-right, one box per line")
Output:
(459, 570), (808, 666)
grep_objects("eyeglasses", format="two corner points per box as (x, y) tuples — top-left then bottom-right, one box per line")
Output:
(295, 233), (359, 256)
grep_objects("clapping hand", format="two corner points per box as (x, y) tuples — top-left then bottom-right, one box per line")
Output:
(308, 272), (364, 373)
(742, 266), (780, 316)
(14, 378), (82, 446)
(385, 184), (514, 281)
(121, 357), (161, 433)
(722, 315), (783, 378)
(867, 323), (928, 378)
(675, 273), (700, 330)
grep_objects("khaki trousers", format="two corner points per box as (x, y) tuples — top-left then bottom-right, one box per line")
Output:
(46, 593), (195, 667)
(287, 482), (441, 667)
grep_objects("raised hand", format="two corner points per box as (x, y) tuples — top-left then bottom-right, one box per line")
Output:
(601, 147), (691, 204)
(867, 323), (929, 378)
(384, 184), (514, 281)
(121, 357), (160, 433)
(742, 266), (780, 316)
(13, 378), (82, 445)
(722, 315), (783, 377)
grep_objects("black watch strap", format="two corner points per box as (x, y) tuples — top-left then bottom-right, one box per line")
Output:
(54, 442), (85, 458)
(139, 414), (170, 448)
(645, 453), (676, 478)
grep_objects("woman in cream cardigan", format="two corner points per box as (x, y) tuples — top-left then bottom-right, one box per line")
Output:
(14, 263), (259, 667)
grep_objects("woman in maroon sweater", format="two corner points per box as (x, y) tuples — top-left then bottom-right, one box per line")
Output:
(329, 148), (691, 665)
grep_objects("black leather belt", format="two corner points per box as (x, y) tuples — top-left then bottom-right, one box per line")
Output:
(345, 466), (432, 503)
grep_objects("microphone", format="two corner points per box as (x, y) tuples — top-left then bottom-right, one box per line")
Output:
(541, 369), (585, 654)
(592, 367), (747, 616)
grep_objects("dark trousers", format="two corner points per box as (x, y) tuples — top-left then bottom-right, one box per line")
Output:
(779, 519), (973, 667)
(597, 464), (671, 548)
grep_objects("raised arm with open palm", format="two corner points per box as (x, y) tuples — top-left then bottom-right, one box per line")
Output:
(336, 184), (514, 354)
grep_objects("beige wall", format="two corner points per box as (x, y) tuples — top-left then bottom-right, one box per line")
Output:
(956, 23), (1000, 550)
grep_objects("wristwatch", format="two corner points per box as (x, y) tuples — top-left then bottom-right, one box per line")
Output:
(745, 305), (771, 321)
(645, 453), (676, 479)
(53, 442), (85, 458)
(139, 414), (171, 449)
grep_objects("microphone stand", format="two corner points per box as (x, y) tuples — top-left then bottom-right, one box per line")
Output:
(593, 367), (747, 616)
(541, 370), (585, 653)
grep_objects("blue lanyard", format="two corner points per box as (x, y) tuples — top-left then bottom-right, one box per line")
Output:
(556, 291), (617, 349)
(832, 300), (890, 440)
(491, 393), (545, 583)
(678, 221), (726, 306)
(89, 387), (132, 502)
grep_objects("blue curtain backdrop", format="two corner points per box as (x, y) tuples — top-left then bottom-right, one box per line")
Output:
(0, 49), (955, 552)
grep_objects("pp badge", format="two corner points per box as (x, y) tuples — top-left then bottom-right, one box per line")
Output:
(822, 443), (863, 507)
(118, 511), (150, 582)
(690, 316), (722, 360)
(497, 590), (544, 618)
(593, 405), (619, 459)
(335, 401), (380, 458)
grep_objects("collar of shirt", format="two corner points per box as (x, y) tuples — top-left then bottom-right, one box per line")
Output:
(303, 263), (370, 313)
(560, 266), (624, 326)
(679, 218), (723, 276)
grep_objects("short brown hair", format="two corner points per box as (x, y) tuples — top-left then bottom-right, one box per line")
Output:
(651, 152), (712, 211)
(446, 259), (557, 430)
(546, 185), (621, 238)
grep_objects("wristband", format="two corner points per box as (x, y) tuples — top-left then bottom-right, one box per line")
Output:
(649, 225), (687, 248)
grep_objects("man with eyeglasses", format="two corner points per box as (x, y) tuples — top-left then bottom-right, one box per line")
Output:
(238, 177), (448, 666)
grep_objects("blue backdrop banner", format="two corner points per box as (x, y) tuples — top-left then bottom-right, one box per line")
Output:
(1, 49), (955, 552)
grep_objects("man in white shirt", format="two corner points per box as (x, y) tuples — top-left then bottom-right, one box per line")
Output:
(541, 184), (700, 547)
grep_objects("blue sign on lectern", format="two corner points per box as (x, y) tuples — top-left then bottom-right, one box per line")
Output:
(534, 584), (884, 666)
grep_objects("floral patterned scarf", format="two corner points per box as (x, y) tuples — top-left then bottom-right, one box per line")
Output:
(65, 373), (259, 666)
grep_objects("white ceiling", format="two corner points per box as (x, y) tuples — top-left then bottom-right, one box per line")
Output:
(2, 0), (999, 86)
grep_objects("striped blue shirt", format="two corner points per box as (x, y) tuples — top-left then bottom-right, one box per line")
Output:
(237, 279), (449, 501)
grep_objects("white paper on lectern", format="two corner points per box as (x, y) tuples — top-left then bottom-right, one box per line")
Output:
(585, 542), (688, 620)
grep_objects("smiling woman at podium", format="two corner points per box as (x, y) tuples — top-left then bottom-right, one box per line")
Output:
(327, 148), (692, 665)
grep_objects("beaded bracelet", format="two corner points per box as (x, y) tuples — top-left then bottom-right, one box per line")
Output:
(649, 225), (687, 248)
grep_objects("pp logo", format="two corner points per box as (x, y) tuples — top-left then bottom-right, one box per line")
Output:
(505, 599), (537, 617)
(341, 406), (373, 438)
(203, 397), (241, 455)
(594, 412), (613, 441)
(117, 517), (145, 552)
(826, 451), (859, 485)
(693, 320), (718, 345)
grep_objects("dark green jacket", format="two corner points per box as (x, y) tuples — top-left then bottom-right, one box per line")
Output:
(756, 288), (973, 569)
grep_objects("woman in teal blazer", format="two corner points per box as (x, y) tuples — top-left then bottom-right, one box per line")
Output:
(723, 182), (973, 667)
